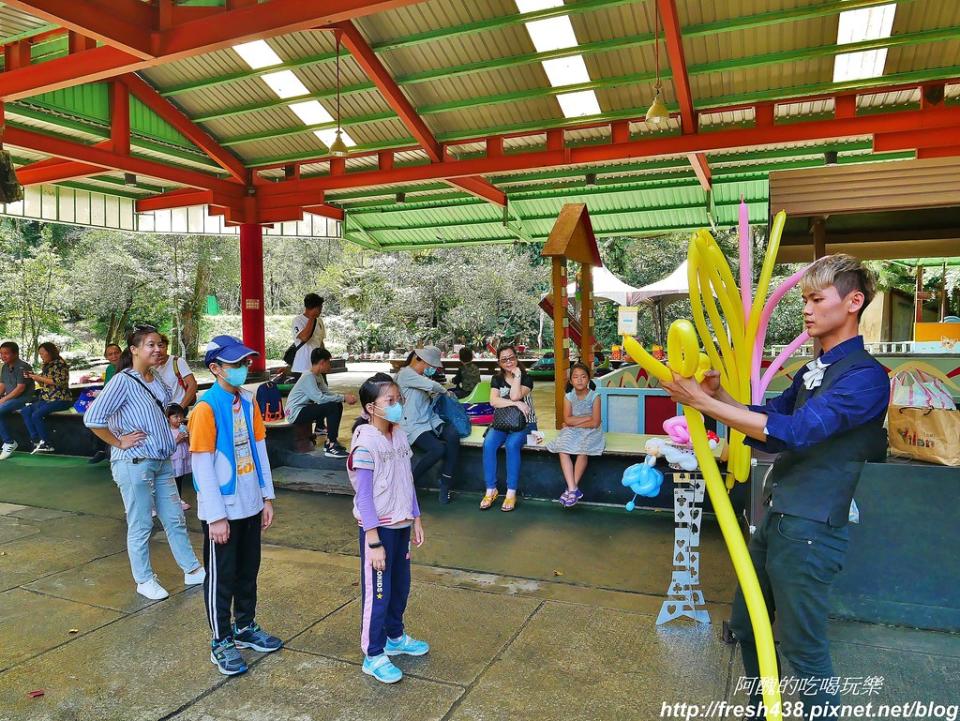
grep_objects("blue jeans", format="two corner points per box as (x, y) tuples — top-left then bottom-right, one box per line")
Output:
(482, 422), (536, 492)
(111, 458), (200, 584)
(20, 399), (72, 442)
(729, 512), (849, 721)
(0, 396), (30, 444)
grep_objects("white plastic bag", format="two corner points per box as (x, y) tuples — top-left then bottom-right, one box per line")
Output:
(890, 369), (957, 410)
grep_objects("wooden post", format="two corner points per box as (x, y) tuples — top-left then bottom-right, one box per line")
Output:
(940, 262), (948, 321)
(552, 258), (569, 430)
(915, 265), (924, 323)
(580, 263), (594, 366)
(811, 216), (827, 259)
(811, 217), (827, 355)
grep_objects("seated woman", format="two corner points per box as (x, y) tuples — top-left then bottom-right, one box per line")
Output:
(286, 347), (357, 457)
(546, 362), (604, 507)
(22, 342), (72, 454)
(450, 347), (481, 399)
(396, 346), (460, 504)
(481, 344), (537, 512)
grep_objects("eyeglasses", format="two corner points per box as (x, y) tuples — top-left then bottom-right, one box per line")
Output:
(221, 358), (254, 368)
(499, 355), (517, 363)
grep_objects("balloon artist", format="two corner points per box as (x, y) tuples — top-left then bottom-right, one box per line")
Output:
(662, 254), (889, 721)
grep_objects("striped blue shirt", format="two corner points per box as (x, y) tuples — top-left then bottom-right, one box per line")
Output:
(84, 370), (176, 461)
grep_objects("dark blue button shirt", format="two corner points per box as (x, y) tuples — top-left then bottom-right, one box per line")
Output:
(747, 336), (889, 453)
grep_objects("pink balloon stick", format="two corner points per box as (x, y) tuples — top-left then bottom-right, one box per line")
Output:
(739, 198), (752, 319)
(751, 266), (810, 403)
(759, 331), (811, 400)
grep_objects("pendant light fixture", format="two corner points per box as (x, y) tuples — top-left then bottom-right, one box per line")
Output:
(645, 1), (670, 125)
(329, 29), (349, 157)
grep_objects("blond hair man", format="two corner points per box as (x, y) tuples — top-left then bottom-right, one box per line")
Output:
(664, 254), (889, 721)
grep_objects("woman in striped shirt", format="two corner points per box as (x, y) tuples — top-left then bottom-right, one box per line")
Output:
(84, 326), (205, 601)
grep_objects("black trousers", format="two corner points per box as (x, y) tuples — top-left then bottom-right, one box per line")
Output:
(202, 513), (262, 642)
(292, 401), (343, 441)
(729, 512), (848, 721)
(412, 423), (460, 480)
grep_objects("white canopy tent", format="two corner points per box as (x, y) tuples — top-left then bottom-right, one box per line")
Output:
(566, 264), (642, 306)
(632, 260), (691, 304)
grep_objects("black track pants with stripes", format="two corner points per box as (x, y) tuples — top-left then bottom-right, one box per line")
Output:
(201, 513), (262, 642)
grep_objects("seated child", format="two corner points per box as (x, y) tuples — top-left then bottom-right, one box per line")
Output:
(546, 362), (604, 507)
(451, 347), (481, 399)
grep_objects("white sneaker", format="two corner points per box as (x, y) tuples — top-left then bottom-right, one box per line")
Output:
(183, 567), (206, 586)
(30, 441), (54, 454)
(136, 576), (169, 600)
(0, 441), (17, 460)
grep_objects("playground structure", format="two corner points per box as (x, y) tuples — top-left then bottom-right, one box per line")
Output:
(539, 204), (603, 430)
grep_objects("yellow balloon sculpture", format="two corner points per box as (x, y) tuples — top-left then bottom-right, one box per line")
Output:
(622, 210), (790, 721)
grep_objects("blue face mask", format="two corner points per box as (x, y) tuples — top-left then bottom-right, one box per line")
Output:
(424, 366), (436, 377)
(379, 402), (404, 424)
(221, 365), (248, 387)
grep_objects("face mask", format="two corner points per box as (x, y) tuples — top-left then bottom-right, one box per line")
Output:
(374, 402), (404, 424)
(424, 366), (436, 377)
(220, 366), (248, 387)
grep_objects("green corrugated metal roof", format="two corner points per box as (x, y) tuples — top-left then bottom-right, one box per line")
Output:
(2, 0), (960, 247)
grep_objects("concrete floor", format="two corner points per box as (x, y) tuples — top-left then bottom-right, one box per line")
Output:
(2, 453), (959, 721)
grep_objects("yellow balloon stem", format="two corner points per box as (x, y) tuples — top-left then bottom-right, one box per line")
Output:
(625, 321), (782, 721)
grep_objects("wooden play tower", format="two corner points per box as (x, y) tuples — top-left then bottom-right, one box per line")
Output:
(540, 204), (603, 430)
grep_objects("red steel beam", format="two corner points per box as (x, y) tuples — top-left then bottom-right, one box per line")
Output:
(333, 20), (506, 206)
(16, 139), (113, 186)
(917, 146), (960, 159)
(18, 159), (108, 186)
(118, 73), (247, 182)
(136, 189), (213, 213)
(874, 126), (960, 152)
(657, 0), (696, 133)
(688, 152), (711, 191)
(2, 0), (155, 59)
(0, 0), (429, 101)
(258, 105), (960, 197)
(5, 125), (245, 197)
(110, 81), (131, 154)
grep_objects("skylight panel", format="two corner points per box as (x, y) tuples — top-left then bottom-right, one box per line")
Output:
(833, 49), (889, 83)
(525, 16), (578, 52)
(836, 4), (896, 44)
(315, 129), (356, 148)
(833, 4), (895, 82)
(541, 55), (591, 87)
(262, 70), (310, 99)
(556, 90), (601, 118)
(515, 0), (564, 12)
(232, 40), (281, 70)
(288, 100), (334, 125)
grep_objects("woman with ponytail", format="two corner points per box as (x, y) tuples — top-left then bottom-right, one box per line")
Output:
(84, 325), (204, 601)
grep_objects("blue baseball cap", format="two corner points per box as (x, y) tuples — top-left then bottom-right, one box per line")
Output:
(203, 335), (259, 366)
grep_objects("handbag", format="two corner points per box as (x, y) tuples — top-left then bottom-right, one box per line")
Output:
(491, 405), (527, 433)
(283, 317), (317, 366)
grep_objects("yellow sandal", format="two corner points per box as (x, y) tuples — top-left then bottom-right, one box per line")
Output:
(500, 495), (517, 512)
(479, 490), (499, 510)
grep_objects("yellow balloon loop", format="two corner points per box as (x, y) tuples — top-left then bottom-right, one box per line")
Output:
(624, 323), (782, 721)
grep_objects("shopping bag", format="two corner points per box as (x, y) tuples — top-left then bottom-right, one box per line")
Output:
(888, 405), (960, 466)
